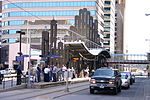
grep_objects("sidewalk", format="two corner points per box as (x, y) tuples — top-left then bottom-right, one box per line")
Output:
(0, 77), (89, 92)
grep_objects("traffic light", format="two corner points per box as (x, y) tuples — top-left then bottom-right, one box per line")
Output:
(72, 57), (79, 62)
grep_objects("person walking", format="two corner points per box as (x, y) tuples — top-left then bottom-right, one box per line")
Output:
(16, 64), (23, 85)
(62, 65), (67, 81)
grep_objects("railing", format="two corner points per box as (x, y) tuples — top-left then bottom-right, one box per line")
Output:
(0, 75), (27, 90)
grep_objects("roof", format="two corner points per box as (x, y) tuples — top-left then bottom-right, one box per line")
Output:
(64, 41), (110, 60)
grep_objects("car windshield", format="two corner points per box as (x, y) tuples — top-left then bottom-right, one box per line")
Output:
(93, 69), (114, 77)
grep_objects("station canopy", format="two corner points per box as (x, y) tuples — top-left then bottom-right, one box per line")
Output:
(64, 42), (111, 60)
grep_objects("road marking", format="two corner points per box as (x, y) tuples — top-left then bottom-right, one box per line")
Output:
(32, 97), (52, 100)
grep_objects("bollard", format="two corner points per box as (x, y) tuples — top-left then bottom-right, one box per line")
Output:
(3, 77), (5, 89)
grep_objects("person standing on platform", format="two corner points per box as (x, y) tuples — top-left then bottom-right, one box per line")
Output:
(36, 64), (41, 82)
(52, 65), (57, 82)
(16, 64), (23, 85)
(44, 65), (50, 82)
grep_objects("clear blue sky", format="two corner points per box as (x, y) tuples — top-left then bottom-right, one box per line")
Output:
(124, 0), (150, 54)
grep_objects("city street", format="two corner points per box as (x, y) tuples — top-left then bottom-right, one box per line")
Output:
(0, 77), (150, 100)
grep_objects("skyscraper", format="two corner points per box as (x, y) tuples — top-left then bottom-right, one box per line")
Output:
(1, 0), (104, 68)
(115, 0), (126, 54)
(103, 0), (116, 54)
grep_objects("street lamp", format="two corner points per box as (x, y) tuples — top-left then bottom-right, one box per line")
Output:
(16, 31), (25, 65)
(16, 31), (25, 85)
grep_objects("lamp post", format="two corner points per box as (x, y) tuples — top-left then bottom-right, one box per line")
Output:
(16, 31), (25, 65)
(16, 31), (25, 85)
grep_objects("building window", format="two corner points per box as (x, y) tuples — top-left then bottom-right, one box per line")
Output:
(104, 27), (110, 32)
(104, 7), (111, 12)
(9, 38), (18, 43)
(103, 40), (110, 45)
(4, 10), (96, 18)
(104, 34), (110, 38)
(3, 1), (96, 9)
(9, 20), (25, 25)
(104, 1), (111, 5)
(104, 21), (110, 26)
(104, 14), (111, 19)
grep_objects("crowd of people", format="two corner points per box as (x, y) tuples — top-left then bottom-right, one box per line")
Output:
(28, 64), (78, 83)
(0, 63), (90, 85)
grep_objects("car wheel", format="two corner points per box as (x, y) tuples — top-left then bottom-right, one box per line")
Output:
(90, 89), (94, 94)
(127, 84), (130, 89)
(112, 88), (118, 95)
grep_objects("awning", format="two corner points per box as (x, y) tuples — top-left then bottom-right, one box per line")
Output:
(64, 42), (110, 60)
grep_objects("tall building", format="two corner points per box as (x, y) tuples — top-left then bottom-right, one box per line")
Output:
(1, 0), (105, 68)
(103, 0), (116, 54)
(115, 0), (126, 54)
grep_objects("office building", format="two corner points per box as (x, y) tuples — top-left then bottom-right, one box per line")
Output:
(1, 0), (104, 69)
(115, 0), (126, 54)
(103, 0), (116, 54)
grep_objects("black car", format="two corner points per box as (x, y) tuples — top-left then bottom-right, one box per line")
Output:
(90, 68), (122, 95)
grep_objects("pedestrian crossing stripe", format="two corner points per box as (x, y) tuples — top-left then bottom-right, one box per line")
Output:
(32, 97), (52, 100)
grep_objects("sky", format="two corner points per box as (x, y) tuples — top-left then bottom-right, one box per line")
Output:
(124, 0), (150, 54)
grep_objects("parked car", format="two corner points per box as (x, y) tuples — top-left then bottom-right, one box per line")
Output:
(121, 71), (133, 85)
(134, 72), (142, 76)
(90, 68), (122, 95)
(121, 73), (130, 89)
(5, 68), (16, 74)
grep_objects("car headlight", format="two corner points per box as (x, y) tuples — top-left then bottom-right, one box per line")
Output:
(109, 80), (115, 84)
(90, 79), (96, 84)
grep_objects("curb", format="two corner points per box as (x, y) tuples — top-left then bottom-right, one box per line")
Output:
(0, 78), (89, 92)
(33, 78), (89, 89)
(0, 84), (26, 92)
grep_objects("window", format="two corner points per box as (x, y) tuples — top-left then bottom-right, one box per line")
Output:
(104, 14), (111, 19)
(6, 10), (96, 18)
(104, 21), (110, 26)
(104, 7), (111, 12)
(3, 1), (96, 9)
(104, 34), (110, 38)
(103, 40), (110, 45)
(105, 1), (111, 5)
(9, 20), (25, 25)
(104, 27), (110, 32)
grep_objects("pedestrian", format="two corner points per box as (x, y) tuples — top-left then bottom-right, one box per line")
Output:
(36, 64), (41, 82)
(16, 64), (23, 85)
(43, 65), (50, 82)
(57, 65), (62, 81)
(0, 64), (4, 84)
(49, 65), (53, 82)
(52, 65), (57, 82)
(71, 67), (76, 79)
(62, 65), (67, 81)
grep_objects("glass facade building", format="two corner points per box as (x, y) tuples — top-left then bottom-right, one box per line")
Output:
(2, 0), (104, 45)
(1, 0), (105, 69)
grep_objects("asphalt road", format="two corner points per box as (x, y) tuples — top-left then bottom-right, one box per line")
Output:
(55, 77), (150, 100)
(0, 77), (150, 100)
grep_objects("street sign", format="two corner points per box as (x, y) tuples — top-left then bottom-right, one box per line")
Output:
(16, 56), (24, 62)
